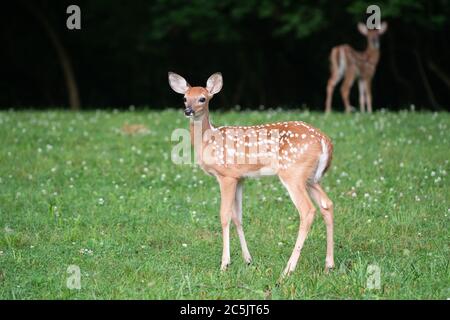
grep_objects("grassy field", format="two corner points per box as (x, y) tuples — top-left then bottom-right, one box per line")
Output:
(0, 109), (448, 299)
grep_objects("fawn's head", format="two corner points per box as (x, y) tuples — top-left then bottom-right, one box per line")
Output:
(168, 72), (223, 119)
(358, 22), (388, 49)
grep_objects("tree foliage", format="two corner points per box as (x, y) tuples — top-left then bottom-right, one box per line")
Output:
(0, 0), (448, 110)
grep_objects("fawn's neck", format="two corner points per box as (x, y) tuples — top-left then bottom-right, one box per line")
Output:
(189, 109), (213, 162)
(190, 111), (212, 140)
(364, 41), (380, 66)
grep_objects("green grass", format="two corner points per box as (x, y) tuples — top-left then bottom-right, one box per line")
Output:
(0, 109), (448, 299)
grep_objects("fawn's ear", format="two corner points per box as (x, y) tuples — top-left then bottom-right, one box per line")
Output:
(379, 22), (388, 35)
(206, 73), (223, 95)
(168, 72), (190, 94)
(357, 22), (368, 36)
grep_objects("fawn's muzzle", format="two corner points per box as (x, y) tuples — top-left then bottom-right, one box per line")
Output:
(184, 107), (194, 116)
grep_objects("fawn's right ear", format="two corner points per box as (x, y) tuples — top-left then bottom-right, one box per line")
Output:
(168, 72), (190, 94)
(357, 22), (368, 36)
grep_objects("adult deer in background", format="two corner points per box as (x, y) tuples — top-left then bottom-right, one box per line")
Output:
(325, 22), (388, 113)
(169, 72), (335, 276)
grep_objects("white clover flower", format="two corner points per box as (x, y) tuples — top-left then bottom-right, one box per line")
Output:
(98, 198), (105, 205)
(79, 248), (93, 255)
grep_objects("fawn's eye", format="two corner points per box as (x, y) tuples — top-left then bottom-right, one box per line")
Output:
(183, 97), (187, 102)
(199, 97), (206, 103)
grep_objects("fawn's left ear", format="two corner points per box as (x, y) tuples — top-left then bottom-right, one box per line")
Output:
(379, 22), (388, 35)
(206, 73), (223, 95)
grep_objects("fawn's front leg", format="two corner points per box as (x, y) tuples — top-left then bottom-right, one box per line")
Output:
(217, 176), (238, 271)
(231, 181), (252, 264)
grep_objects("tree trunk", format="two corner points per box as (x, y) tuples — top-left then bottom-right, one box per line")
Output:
(427, 60), (450, 89)
(387, 32), (413, 104)
(22, 1), (80, 110)
(414, 49), (439, 110)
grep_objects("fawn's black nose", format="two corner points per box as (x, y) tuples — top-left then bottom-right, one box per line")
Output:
(184, 106), (194, 116)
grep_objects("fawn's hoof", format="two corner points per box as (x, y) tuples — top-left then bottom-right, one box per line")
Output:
(220, 263), (230, 271)
(324, 264), (335, 274)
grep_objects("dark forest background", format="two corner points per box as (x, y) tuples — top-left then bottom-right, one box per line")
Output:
(1, 0), (449, 111)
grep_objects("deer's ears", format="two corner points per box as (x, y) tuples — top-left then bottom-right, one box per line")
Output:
(357, 22), (368, 35)
(206, 73), (223, 95)
(379, 22), (388, 35)
(168, 72), (190, 94)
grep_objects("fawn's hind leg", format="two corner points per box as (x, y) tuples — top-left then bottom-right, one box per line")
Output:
(309, 183), (334, 272)
(279, 175), (317, 276)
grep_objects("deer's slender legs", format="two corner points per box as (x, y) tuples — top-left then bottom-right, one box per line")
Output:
(217, 176), (238, 271)
(309, 183), (335, 272)
(366, 79), (373, 113)
(340, 69), (356, 113)
(325, 48), (341, 113)
(358, 79), (366, 113)
(326, 78), (336, 113)
(280, 176), (316, 276)
(231, 181), (252, 264)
